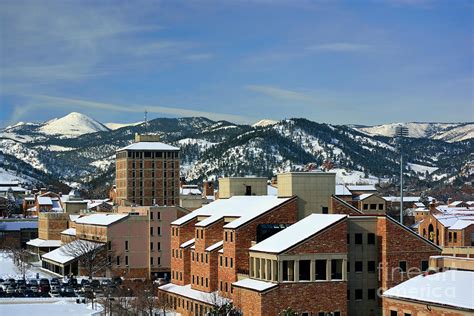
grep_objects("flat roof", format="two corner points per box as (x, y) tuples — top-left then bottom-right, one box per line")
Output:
(383, 270), (474, 311)
(117, 141), (179, 152)
(0, 220), (37, 231)
(232, 278), (278, 292)
(250, 214), (347, 254)
(75, 213), (128, 226)
(159, 283), (230, 305)
(26, 238), (62, 248)
(42, 240), (103, 265)
(205, 240), (223, 252)
(180, 238), (195, 248)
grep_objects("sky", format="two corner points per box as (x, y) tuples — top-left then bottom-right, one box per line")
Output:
(0, 0), (473, 127)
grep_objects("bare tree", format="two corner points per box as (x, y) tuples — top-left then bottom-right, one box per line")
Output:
(9, 248), (32, 280)
(206, 291), (241, 316)
(62, 240), (108, 279)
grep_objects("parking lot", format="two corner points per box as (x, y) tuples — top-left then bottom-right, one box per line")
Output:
(0, 276), (123, 299)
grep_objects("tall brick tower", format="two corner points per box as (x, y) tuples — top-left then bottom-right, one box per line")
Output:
(115, 134), (180, 206)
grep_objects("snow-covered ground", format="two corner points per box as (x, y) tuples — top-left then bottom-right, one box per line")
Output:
(0, 299), (103, 316)
(0, 252), (51, 280)
(332, 168), (388, 185)
(407, 163), (438, 175)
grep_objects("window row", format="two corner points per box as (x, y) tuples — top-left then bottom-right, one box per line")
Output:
(362, 203), (384, 211)
(219, 255), (233, 268)
(192, 251), (209, 263)
(192, 274), (209, 288)
(126, 151), (179, 159)
(150, 210), (161, 220)
(150, 256), (161, 266)
(150, 242), (161, 251)
(110, 255), (129, 266)
(224, 231), (234, 242)
(150, 226), (161, 236)
(172, 248), (183, 259)
(348, 288), (377, 301)
(347, 233), (376, 245)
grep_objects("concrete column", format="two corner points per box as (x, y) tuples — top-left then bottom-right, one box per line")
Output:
(310, 260), (315, 281)
(326, 259), (331, 280)
(294, 260), (299, 282)
(342, 259), (347, 281)
(278, 261), (283, 282)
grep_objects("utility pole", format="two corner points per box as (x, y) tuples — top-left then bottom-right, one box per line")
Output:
(395, 125), (409, 224)
(144, 109), (148, 134)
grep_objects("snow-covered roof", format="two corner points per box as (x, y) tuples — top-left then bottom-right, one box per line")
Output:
(180, 238), (195, 248)
(448, 220), (473, 230)
(0, 220), (37, 231)
(69, 214), (81, 222)
(61, 228), (76, 236)
(335, 184), (352, 196)
(26, 238), (62, 248)
(159, 283), (230, 305)
(250, 214), (347, 254)
(206, 240), (223, 252)
(232, 278), (278, 292)
(383, 270), (474, 311)
(267, 185), (278, 196)
(0, 186), (26, 192)
(180, 185), (202, 196)
(172, 196), (291, 229)
(117, 141), (179, 152)
(24, 197), (35, 201)
(37, 197), (52, 205)
(353, 193), (374, 201)
(346, 185), (376, 191)
(75, 213), (128, 226)
(42, 240), (103, 264)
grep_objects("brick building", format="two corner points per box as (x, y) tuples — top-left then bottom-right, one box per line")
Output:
(383, 256), (474, 315)
(159, 173), (441, 316)
(115, 134), (180, 206)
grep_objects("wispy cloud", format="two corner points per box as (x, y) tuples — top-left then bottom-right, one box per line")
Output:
(245, 85), (316, 102)
(19, 95), (253, 124)
(306, 42), (372, 53)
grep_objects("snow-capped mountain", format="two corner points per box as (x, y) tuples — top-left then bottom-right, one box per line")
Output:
(253, 119), (278, 127)
(39, 112), (109, 137)
(0, 114), (472, 196)
(357, 122), (474, 142)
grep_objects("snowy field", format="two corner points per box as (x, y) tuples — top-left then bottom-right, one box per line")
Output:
(0, 299), (102, 316)
(0, 252), (51, 280)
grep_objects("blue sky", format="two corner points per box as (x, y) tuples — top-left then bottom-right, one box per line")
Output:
(1, 0), (473, 127)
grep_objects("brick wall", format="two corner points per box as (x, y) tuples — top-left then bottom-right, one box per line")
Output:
(330, 196), (363, 215)
(378, 217), (441, 291)
(383, 296), (468, 316)
(234, 282), (348, 316)
(171, 219), (197, 285)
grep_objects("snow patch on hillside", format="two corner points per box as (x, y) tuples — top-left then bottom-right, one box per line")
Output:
(407, 163), (438, 175)
(105, 121), (143, 130)
(253, 119), (278, 127)
(177, 138), (218, 148)
(332, 168), (387, 185)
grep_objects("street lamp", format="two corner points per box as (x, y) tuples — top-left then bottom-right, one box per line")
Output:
(395, 125), (409, 224)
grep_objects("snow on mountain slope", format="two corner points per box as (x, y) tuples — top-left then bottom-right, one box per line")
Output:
(39, 112), (109, 137)
(104, 121), (143, 130)
(358, 122), (473, 142)
(253, 119), (278, 127)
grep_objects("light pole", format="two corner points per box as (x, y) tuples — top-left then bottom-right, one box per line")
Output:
(395, 125), (409, 224)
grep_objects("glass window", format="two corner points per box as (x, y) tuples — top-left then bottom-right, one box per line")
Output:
(367, 233), (375, 244)
(368, 289), (376, 300)
(368, 261), (376, 273)
(399, 261), (407, 272)
(355, 233), (363, 244)
(315, 260), (327, 280)
(355, 261), (363, 273)
(331, 259), (343, 280)
(355, 289), (363, 300)
(282, 260), (294, 281)
(299, 260), (311, 281)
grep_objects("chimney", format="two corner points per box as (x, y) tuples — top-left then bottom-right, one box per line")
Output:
(447, 198), (453, 205)
(203, 181), (214, 198)
(429, 202), (437, 214)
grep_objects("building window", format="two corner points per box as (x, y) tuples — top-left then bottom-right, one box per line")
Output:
(378, 203), (384, 210)
(150, 257), (154, 265)
(230, 231), (233, 242)
(322, 206), (328, 214)
(201, 230), (204, 239)
(150, 227), (154, 236)
(180, 250), (183, 259)
(367, 233), (375, 244)
(347, 233), (350, 244)
(125, 256), (129, 266)
(363, 204), (368, 210)
(225, 257), (228, 267)
(116, 256), (120, 265)
(399, 261), (407, 273)
(108, 241), (112, 250)
(192, 252), (194, 261)
(157, 212), (161, 220)
(421, 260), (429, 271)
(355, 233), (363, 244)
(225, 231), (227, 241)
(230, 258), (233, 268)
(220, 256), (223, 266)
(368, 261), (376, 273)
(150, 242), (153, 251)
(299, 260), (311, 281)
(158, 242), (161, 250)
(453, 232), (457, 243)
(347, 290), (350, 300)
(157, 227), (161, 235)
(390, 311), (397, 316)
(368, 289), (376, 300)
(355, 261), (363, 273)
(355, 289), (363, 300)
(331, 259), (343, 280)
(282, 260), (294, 281)
(150, 211), (153, 220)
(370, 204), (377, 210)
(125, 240), (129, 251)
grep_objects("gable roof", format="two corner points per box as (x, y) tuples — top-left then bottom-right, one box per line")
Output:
(172, 195), (293, 228)
(249, 214), (347, 254)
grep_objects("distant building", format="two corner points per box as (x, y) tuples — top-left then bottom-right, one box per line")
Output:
(115, 134), (180, 206)
(0, 220), (38, 248)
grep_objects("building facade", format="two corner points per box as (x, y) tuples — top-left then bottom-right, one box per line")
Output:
(115, 134), (180, 206)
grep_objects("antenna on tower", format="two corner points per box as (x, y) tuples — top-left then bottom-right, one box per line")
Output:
(144, 109), (148, 134)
